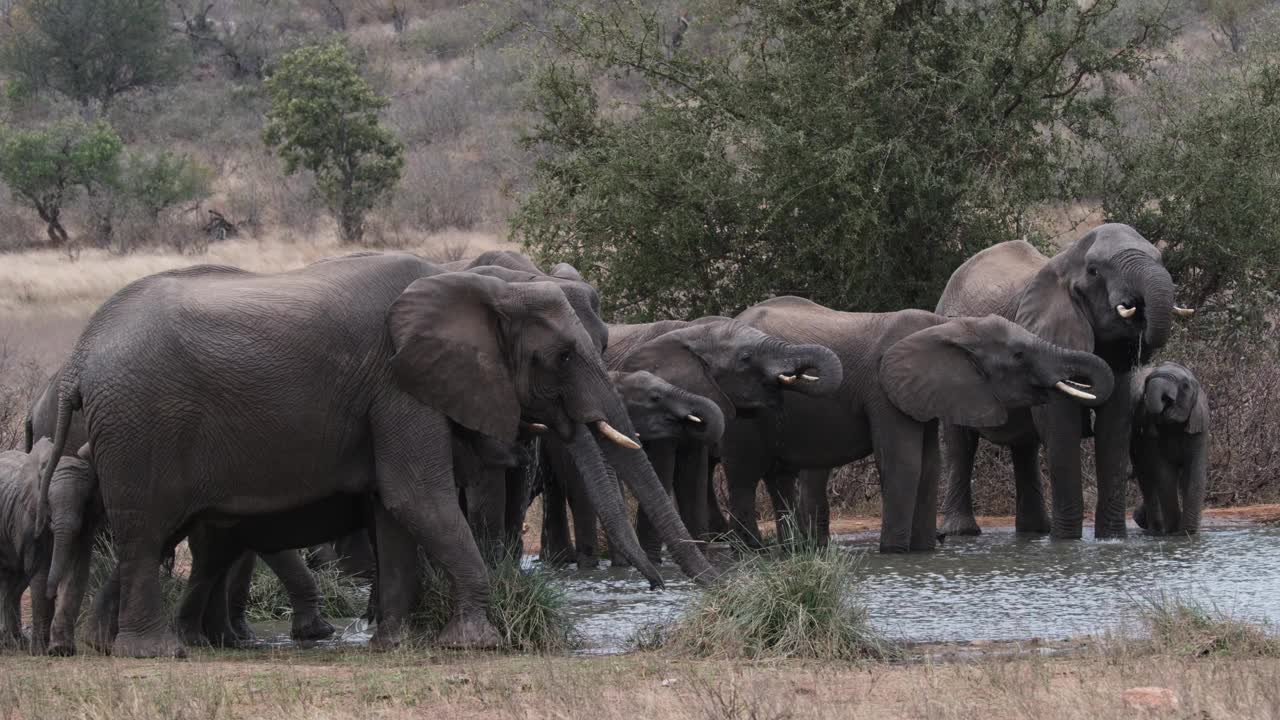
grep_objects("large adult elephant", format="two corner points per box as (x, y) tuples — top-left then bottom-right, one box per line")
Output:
(724, 297), (1115, 552)
(935, 224), (1188, 539)
(601, 317), (844, 549)
(36, 255), (716, 658)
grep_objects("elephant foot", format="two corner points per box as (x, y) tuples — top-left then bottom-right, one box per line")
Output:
(84, 621), (114, 656)
(576, 553), (601, 570)
(179, 625), (211, 647)
(878, 543), (909, 554)
(540, 550), (573, 567)
(230, 618), (254, 642)
(113, 630), (187, 659)
(368, 623), (404, 652)
(46, 641), (76, 657)
(291, 615), (335, 642)
(939, 514), (981, 537)
(437, 613), (500, 650)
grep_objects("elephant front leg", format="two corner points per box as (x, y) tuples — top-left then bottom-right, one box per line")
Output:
(28, 568), (52, 655)
(259, 550), (334, 643)
(538, 455), (574, 566)
(872, 412), (926, 553)
(1036, 400), (1085, 540)
(764, 469), (797, 546)
(721, 423), (769, 550)
(1091, 393), (1131, 539)
(1011, 442), (1050, 534)
(673, 443), (711, 543)
(909, 422), (940, 552)
(939, 423), (981, 536)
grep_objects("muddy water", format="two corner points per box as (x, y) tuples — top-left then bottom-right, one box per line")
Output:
(252, 520), (1280, 654)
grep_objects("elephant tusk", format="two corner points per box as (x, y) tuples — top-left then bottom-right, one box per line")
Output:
(1116, 304), (1137, 319)
(1174, 306), (1195, 318)
(1055, 381), (1097, 401)
(1065, 380), (1092, 389)
(528, 423), (549, 433)
(800, 374), (820, 382)
(686, 414), (703, 424)
(596, 421), (641, 450)
(778, 374), (798, 385)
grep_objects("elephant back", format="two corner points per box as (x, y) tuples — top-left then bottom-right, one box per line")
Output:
(935, 240), (1046, 320)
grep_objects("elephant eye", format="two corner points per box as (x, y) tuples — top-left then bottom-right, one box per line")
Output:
(558, 349), (572, 366)
(1012, 351), (1025, 361)
(1087, 267), (1098, 277)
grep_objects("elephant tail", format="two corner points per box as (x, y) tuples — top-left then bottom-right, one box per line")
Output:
(35, 376), (81, 539)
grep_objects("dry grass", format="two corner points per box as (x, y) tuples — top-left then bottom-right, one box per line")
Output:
(0, 646), (1277, 719)
(0, 230), (511, 315)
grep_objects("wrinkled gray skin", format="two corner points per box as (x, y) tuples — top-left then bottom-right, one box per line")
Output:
(36, 255), (714, 658)
(27, 374), (332, 654)
(599, 317), (845, 553)
(1130, 363), (1208, 535)
(0, 439), (97, 656)
(724, 297), (1115, 552)
(936, 224), (1178, 539)
(543, 370), (725, 567)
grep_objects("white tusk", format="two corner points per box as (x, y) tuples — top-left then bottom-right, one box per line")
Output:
(596, 421), (641, 450)
(1065, 380), (1092, 389)
(778, 374), (798, 385)
(1055, 381), (1097, 401)
(686, 415), (703, 424)
(1174, 306), (1195, 318)
(528, 423), (549, 433)
(1116, 304), (1137, 319)
(800, 374), (820, 382)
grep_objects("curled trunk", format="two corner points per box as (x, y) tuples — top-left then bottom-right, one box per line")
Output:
(770, 341), (844, 396)
(1117, 253), (1174, 355)
(1050, 343), (1116, 406)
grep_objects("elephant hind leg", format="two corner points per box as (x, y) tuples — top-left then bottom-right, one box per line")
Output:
(939, 423), (981, 536)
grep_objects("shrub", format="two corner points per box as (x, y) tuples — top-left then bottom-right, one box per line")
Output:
(656, 540), (897, 661)
(119, 150), (213, 220)
(514, 0), (1172, 321)
(263, 41), (405, 245)
(1131, 591), (1280, 657)
(411, 554), (577, 652)
(242, 551), (368, 623)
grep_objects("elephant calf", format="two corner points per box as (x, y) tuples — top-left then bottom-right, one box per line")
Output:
(541, 371), (726, 568)
(0, 439), (97, 655)
(1130, 362), (1208, 535)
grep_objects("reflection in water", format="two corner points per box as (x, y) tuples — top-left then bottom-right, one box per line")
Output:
(249, 522), (1280, 654)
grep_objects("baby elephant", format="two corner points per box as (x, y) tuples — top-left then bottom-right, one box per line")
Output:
(1130, 362), (1208, 535)
(0, 439), (98, 654)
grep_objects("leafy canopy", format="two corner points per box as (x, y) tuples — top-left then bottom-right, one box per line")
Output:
(513, 0), (1170, 320)
(0, 0), (186, 112)
(263, 41), (405, 244)
(0, 119), (123, 245)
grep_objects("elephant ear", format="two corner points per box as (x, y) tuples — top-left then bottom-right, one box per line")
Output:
(1015, 264), (1094, 352)
(619, 331), (736, 421)
(1186, 386), (1209, 435)
(880, 321), (1008, 427)
(387, 272), (520, 443)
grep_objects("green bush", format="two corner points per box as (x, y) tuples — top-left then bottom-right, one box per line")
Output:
(411, 554), (577, 652)
(654, 541), (897, 661)
(513, 0), (1173, 320)
(119, 151), (213, 220)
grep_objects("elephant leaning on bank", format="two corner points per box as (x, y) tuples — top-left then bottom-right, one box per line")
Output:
(936, 223), (1189, 539)
(0, 439), (98, 655)
(722, 296), (1115, 552)
(1130, 362), (1209, 535)
(541, 370), (725, 567)
(37, 254), (716, 658)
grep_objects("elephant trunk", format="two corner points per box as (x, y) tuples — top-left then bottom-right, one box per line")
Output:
(563, 428), (665, 588)
(595, 403), (718, 586)
(768, 341), (843, 396)
(676, 388), (725, 445)
(46, 525), (77, 594)
(1119, 252), (1175, 355)
(1048, 344), (1115, 406)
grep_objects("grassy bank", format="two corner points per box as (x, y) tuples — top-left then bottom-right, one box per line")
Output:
(0, 643), (1278, 719)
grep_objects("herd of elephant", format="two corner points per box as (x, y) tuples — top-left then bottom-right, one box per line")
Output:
(0, 222), (1208, 659)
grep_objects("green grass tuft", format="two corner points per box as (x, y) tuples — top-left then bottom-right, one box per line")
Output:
(411, 552), (578, 652)
(1132, 592), (1280, 658)
(652, 540), (898, 661)
(243, 551), (368, 623)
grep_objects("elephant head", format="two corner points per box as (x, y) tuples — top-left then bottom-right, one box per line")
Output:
(41, 444), (97, 591)
(618, 319), (843, 419)
(880, 315), (1116, 428)
(466, 263), (609, 355)
(386, 272), (715, 586)
(1134, 362), (1207, 432)
(1016, 224), (1187, 365)
(610, 371), (726, 446)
